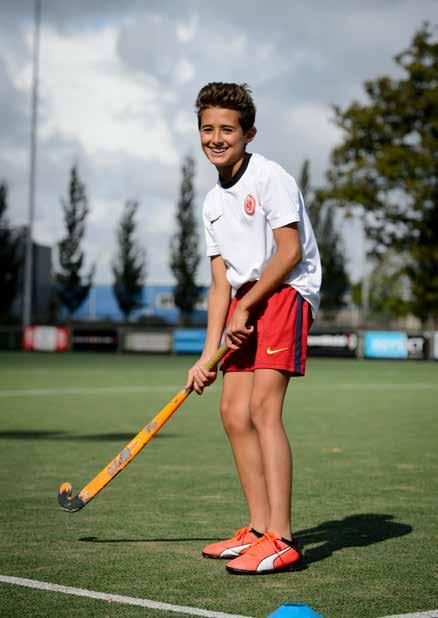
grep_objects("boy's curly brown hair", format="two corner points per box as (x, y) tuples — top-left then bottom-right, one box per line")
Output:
(195, 82), (256, 132)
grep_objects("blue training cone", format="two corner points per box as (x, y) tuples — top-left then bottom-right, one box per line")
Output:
(267, 604), (323, 618)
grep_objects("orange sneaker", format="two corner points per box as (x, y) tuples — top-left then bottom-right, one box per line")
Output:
(202, 526), (262, 559)
(225, 531), (305, 574)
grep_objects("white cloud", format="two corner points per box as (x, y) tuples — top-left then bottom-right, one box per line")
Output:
(117, 12), (180, 78)
(174, 110), (195, 135)
(21, 25), (178, 164)
(176, 14), (199, 43)
(173, 57), (195, 84)
(286, 103), (342, 170)
(254, 101), (343, 186)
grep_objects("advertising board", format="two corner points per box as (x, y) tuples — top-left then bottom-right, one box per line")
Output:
(407, 336), (427, 360)
(23, 326), (69, 352)
(72, 329), (118, 352)
(173, 329), (206, 354)
(363, 331), (407, 359)
(433, 332), (438, 360)
(124, 332), (171, 353)
(307, 332), (358, 358)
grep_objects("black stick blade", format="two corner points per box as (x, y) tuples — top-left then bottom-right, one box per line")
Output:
(58, 482), (86, 513)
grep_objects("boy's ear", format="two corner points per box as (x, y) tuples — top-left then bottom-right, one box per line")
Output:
(245, 126), (257, 143)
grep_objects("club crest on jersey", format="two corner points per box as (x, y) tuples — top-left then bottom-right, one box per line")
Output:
(244, 194), (256, 215)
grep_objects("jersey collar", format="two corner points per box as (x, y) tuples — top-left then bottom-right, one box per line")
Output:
(218, 152), (252, 189)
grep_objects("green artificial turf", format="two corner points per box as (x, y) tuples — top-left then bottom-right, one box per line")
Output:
(0, 351), (437, 618)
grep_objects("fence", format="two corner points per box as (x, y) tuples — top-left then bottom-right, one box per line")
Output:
(0, 325), (435, 360)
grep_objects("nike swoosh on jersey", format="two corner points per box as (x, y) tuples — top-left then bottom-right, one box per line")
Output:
(266, 346), (289, 355)
(211, 214), (223, 224)
(257, 547), (291, 571)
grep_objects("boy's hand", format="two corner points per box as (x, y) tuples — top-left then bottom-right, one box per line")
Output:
(225, 303), (254, 350)
(186, 358), (218, 395)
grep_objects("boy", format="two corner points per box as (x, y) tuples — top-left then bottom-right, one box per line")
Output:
(186, 82), (321, 575)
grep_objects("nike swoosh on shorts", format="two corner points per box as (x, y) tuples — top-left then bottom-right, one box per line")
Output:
(266, 346), (289, 355)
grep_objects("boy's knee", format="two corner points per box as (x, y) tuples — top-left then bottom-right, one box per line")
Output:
(249, 396), (279, 429)
(220, 400), (251, 435)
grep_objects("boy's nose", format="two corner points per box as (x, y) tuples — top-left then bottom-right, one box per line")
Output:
(212, 131), (224, 144)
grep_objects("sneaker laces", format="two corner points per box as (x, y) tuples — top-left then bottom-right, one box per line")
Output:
(232, 526), (252, 541)
(243, 531), (284, 557)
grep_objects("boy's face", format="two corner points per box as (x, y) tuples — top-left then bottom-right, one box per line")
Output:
(199, 107), (256, 175)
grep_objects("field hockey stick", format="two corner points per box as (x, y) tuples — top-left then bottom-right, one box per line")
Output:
(58, 344), (230, 512)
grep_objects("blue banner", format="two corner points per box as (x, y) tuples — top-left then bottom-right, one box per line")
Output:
(173, 329), (206, 354)
(363, 331), (408, 359)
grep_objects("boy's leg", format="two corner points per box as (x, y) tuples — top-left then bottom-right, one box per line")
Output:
(225, 370), (305, 575)
(220, 371), (270, 533)
(249, 368), (292, 540)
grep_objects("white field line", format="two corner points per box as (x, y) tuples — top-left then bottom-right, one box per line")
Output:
(1, 575), (437, 618)
(383, 609), (438, 618)
(320, 383), (438, 390)
(0, 575), (253, 618)
(0, 385), (216, 398)
(0, 383), (436, 398)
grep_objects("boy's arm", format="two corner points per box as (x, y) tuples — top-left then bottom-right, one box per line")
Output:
(225, 223), (301, 346)
(202, 254), (232, 357)
(186, 255), (231, 394)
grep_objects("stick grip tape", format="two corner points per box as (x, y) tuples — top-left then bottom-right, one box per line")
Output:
(204, 344), (229, 372)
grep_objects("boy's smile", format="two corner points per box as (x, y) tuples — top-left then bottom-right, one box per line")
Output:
(199, 107), (256, 181)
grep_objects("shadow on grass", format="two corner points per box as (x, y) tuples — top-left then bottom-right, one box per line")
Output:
(79, 536), (219, 543)
(0, 430), (176, 441)
(78, 514), (412, 562)
(296, 513), (412, 564)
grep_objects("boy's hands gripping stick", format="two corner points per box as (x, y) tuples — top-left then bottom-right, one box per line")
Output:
(186, 358), (217, 395)
(224, 303), (254, 350)
(58, 344), (229, 512)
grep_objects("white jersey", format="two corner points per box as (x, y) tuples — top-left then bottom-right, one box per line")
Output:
(202, 152), (321, 316)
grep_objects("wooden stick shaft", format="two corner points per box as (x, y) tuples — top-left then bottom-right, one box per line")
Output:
(59, 344), (229, 511)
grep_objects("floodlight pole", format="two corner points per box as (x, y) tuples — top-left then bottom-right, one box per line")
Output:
(361, 208), (370, 327)
(22, 0), (42, 329)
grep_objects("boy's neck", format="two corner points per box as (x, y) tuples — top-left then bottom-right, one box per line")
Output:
(218, 152), (250, 185)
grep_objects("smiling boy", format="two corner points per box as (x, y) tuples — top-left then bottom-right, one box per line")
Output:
(186, 82), (321, 574)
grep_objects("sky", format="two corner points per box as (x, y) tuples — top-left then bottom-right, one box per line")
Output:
(0, 0), (436, 285)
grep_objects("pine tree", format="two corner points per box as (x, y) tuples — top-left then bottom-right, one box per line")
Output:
(55, 166), (94, 317)
(299, 159), (324, 234)
(299, 159), (310, 203)
(298, 160), (349, 314)
(324, 24), (438, 323)
(112, 201), (146, 321)
(0, 182), (22, 318)
(170, 156), (201, 325)
(317, 206), (350, 313)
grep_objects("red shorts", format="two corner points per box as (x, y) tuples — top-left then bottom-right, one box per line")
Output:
(221, 283), (313, 376)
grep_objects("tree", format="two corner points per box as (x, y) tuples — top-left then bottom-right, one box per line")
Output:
(170, 155), (201, 324)
(0, 182), (22, 318)
(112, 200), (146, 320)
(299, 159), (311, 203)
(298, 160), (350, 314)
(367, 252), (410, 319)
(316, 206), (350, 313)
(299, 159), (323, 232)
(55, 166), (94, 317)
(324, 24), (438, 323)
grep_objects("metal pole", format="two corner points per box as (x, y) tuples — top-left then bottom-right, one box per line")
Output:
(22, 0), (41, 329)
(361, 208), (370, 327)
